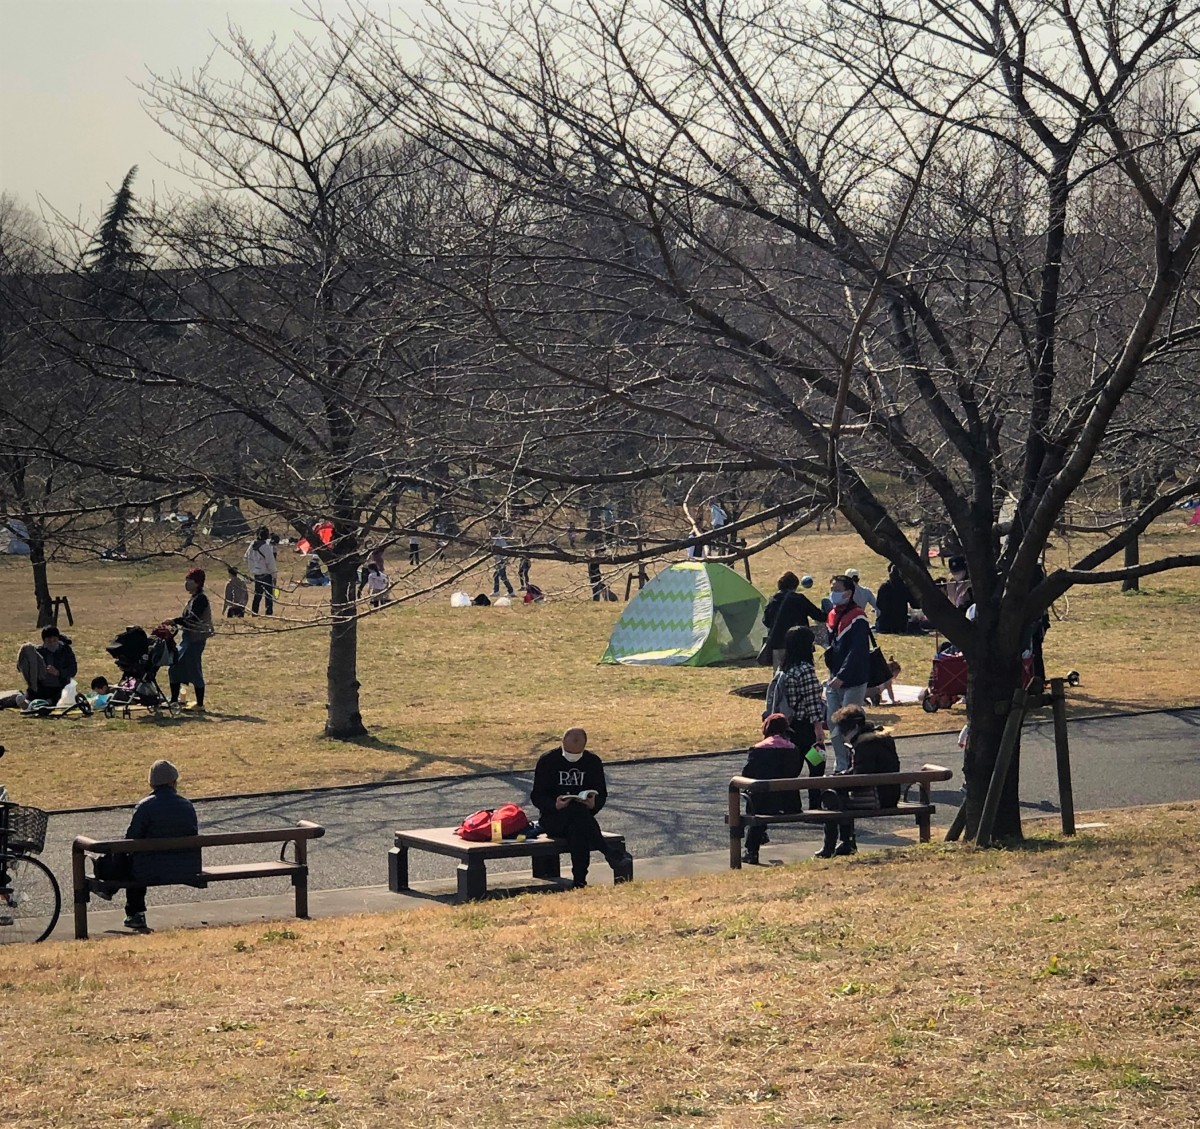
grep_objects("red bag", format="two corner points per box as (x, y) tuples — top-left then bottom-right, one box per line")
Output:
(455, 803), (531, 842)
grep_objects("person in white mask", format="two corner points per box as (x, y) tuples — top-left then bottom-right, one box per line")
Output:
(823, 575), (871, 771)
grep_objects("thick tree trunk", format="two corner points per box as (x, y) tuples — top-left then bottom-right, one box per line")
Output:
(325, 557), (367, 739)
(29, 531), (54, 627)
(1119, 477), (1139, 593)
(961, 647), (1024, 843)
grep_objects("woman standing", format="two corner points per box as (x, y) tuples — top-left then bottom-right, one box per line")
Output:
(171, 567), (213, 711)
(245, 527), (278, 616)
(764, 625), (827, 757)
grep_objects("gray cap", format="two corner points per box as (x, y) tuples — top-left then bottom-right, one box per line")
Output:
(149, 759), (179, 788)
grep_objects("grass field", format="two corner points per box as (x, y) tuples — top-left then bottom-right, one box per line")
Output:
(1, 518), (1198, 810)
(1, 803), (1197, 1127)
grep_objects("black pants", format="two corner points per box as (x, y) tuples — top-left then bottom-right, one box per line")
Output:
(538, 806), (619, 884)
(492, 563), (514, 595)
(125, 885), (147, 916)
(252, 574), (274, 615)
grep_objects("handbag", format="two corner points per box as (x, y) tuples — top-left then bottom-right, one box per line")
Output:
(756, 639), (773, 666)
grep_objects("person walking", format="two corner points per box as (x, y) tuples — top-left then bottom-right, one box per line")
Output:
(873, 563), (913, 633)
(762, 571), (825, 669)
(245, 527), (278, 616)
(170, 567), (213, 711)
(824, 574), (871, 772)
(222, 567), (249, 618)
(490, 528), (515, 596)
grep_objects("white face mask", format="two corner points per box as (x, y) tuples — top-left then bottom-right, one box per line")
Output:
(561, 749), (583, 763)
(829, 589), (849, 606)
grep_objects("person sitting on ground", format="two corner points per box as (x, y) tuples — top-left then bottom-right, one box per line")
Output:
(303, 554), (331, 587)
(16, 625), (78, 704)
(740, 713), (804, 865)
(874, 562), (914, 634)
(762, 571), (826, 669)
(816, 704), (901, 859)
(223, 566), (249, 618)
(88, 676), (112, 710)
(530, 726), (632, 889)
(94, 759), (201, 933)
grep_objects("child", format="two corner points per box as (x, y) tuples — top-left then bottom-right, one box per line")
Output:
(530, 727), (631, 889)
(88, 676), (112, 710)
(223, 566), (249, 617)
(365, 562), (389, 607)
(303, 555), (331, 587)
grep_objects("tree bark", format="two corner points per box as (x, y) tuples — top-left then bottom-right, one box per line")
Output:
(28, 526), (54, 627)
(325, 557), (367, 739)
(1119, 476), (1140, 592)
(961, 646), (1024, 842)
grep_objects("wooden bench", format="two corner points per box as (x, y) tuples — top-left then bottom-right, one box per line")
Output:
(388, 827), (633, 902)
(727, 764), (952, 869)
(71, 821), (325, 939)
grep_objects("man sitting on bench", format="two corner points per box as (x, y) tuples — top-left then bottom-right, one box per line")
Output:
(95, 759), (200, 932)
(817, 705), (900, 859)
(531, 727), (631, 890)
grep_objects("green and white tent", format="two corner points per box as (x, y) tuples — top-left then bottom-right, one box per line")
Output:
(600, 561), (767, 666)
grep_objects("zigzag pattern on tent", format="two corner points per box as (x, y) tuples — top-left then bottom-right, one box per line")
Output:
(604, 567), (710, 662)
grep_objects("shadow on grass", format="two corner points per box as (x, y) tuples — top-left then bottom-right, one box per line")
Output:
(336, 732), (504, 777)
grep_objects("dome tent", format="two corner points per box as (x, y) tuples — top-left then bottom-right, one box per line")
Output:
(600, 561), (767, 666)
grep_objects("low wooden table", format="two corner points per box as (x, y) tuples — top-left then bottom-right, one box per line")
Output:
(389, 827), (632, 902)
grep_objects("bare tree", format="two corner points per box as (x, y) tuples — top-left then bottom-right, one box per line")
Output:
(350, 0), (1200, 838)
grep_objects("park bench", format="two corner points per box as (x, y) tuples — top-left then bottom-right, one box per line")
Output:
(70, 820), (325, 939)
(727, 764), (953, 869)
(388, 826), (633, 903)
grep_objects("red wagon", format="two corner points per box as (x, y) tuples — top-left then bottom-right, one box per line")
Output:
(919, 645), (1038, 712)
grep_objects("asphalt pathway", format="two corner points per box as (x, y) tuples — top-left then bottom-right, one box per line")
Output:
(34, 706), (1200, 911)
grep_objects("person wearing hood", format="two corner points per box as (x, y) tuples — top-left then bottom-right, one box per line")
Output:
(16, 625), (78, 703)
(739, 713), (805, 865)
(530, 727), (631, 889)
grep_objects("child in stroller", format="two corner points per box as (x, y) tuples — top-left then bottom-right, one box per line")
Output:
(104, 624), (182, 719)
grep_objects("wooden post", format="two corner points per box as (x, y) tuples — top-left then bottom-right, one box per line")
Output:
(944, 805), (967, 843)
(728, 784), (744, 869)
(975, 688), (1028, 848)
(1050, 678), (1076, 836)
(71, 843), (90, 941)
(741, 553), (752, 583)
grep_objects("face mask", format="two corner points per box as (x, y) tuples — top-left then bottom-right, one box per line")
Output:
(561, 749), (583, 763)
(829, 590), (849, 606)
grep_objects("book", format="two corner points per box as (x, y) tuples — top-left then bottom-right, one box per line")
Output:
(563, 789), (598, 802)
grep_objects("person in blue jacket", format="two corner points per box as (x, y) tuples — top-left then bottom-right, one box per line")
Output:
(111, 760), (201, 932)
(823, 574), (871, 771)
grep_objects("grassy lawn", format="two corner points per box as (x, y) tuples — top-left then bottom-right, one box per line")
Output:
(1, 803), (1197, 1127)
(1, 518), (1197, 810)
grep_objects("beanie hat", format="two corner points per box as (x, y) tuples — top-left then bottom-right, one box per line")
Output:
(185, 567), (206, 587)
(149, 759), (179, 788)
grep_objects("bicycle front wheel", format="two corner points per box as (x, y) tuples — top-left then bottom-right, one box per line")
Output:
(0, 853), (62, 943)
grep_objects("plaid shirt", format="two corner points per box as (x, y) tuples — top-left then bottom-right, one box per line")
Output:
(782, 662), (824, 727)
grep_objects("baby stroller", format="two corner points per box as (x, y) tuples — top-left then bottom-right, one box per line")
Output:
(104, 624), (181, 719)
(919, 641), (1037, 712)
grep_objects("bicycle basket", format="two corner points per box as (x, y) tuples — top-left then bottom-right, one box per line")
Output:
(0, 803), (49, 854)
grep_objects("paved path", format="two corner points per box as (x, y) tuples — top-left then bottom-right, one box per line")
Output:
(36, 707), (1200, 926)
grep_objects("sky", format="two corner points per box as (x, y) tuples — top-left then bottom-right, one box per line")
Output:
(0, 0), (398, 226)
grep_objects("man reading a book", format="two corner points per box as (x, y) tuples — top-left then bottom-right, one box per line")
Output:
(531, 726), (631, 889)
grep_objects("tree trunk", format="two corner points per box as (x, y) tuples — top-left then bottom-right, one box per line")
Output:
(325, 557), (367, 739)
(1119, 476), (1139, 593)
(961, 647), (1024, 843)
(114, 505), (127, 555)
(29, 530), (54, 627)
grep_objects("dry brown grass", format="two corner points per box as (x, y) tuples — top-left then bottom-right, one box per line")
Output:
(2, 517), (1198, 809)
(1, 804), (1198, 1127)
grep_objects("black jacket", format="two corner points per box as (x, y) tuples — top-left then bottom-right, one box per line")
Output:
(848, 728), (902, 808)
(36, 639), (78, 689)
(531, 747), (608, 817)
(874, 577), (912, 633)
(741, 741), (804, 815)
(763, 589), (824, 650)
(125, 786), (202, 885)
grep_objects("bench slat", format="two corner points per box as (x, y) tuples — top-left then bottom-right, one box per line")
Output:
(200, 862), (305, 881)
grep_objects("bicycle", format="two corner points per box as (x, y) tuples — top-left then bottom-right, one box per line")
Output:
(0, 747), (62, 943)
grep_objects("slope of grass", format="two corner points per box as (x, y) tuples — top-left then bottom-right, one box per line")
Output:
(1, 518), (1197, 809)
(1, 804), (1197, 1127)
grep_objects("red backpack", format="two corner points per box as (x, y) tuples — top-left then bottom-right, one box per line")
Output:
(455, 803), (530, 842)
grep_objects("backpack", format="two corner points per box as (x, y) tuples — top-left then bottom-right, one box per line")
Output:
(455, 803), (531, 842)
